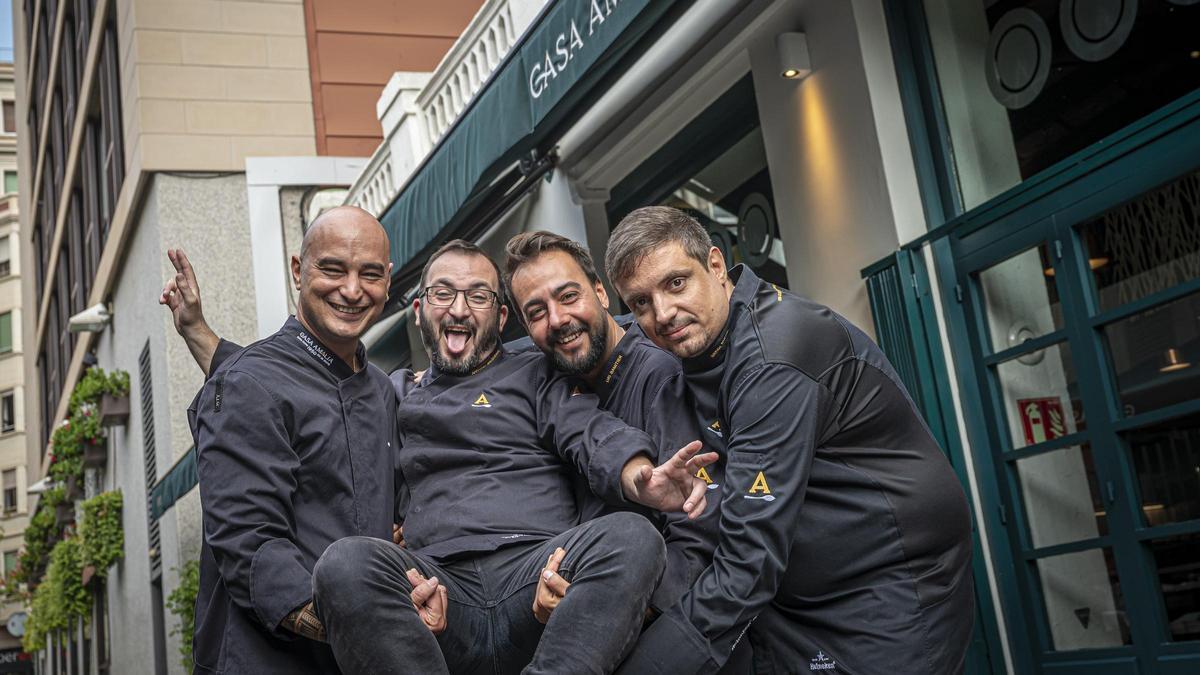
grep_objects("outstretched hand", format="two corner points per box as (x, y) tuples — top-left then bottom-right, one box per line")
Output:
(621, 441), (717, 519)
(160, 248), (221, 375)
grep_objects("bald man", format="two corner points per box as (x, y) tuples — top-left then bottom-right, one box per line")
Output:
(186, 208), (445, 674)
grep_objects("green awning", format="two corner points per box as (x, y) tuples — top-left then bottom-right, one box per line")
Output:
(149, 447), (197, 521)
(380, 0), (688, 278)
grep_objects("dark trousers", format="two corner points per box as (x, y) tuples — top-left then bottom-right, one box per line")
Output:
(312, 512), (667, 674)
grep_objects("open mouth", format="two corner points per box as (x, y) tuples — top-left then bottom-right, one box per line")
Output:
(329, 301), (368, 317)
(442, 325), (474, 357)
(554, 329), (584, 348)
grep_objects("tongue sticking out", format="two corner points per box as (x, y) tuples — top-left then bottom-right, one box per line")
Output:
(445, 331), (470, 356)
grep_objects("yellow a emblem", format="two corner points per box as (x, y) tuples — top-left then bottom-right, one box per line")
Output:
(749, 471), (771, 494)
(570, 386), (583, 397)
(472, 393), (491, 407)
(696, 467), (713, 484)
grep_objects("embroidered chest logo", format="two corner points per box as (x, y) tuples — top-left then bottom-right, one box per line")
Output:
(744, 471), (776, 502)
(472, 393), (493, 408)
(706, 419), (723, 437)
(809, 650), (836, 671)
(695, 466), (720, 491)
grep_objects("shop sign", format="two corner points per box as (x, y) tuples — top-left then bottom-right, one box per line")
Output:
(0, 648), (32, 674)
(1018, 397), (1067, 446)
(527, 0), (638, 102)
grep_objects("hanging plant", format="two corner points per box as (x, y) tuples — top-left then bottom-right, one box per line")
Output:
(79, 491), (123, 577)
(166, 560), (201, 672)
(22, 536), (90, 653)
(14, 487), (66, 592)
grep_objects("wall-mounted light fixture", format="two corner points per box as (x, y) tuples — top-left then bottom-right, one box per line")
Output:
(68, 302), (112, 333)
(1161, 348), (1191, 373)
(777, 32), (811, 80)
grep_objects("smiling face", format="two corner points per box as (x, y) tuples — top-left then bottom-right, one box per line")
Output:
(615, 242), (732, 359)
(291, 207), (392, 363)
(414, 250), (507, 375)
(509, 249), (612, 376)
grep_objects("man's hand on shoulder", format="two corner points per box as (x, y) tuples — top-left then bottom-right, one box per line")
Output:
(621, 440), (717, 519)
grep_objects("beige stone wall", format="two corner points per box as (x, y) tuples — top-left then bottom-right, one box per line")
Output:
(119, 0), (317, 171)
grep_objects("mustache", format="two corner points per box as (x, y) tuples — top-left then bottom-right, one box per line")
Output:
(655, 318), (692, 337)
(439, 318), (476, 333)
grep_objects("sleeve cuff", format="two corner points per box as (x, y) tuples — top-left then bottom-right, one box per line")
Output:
(587, 428), (653, 506)
(250, 538), (314, 639)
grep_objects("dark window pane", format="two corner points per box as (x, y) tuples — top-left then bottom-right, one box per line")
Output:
(1126, 411), (1200, 528)
(1149, 533), (1200, 643)
(1103, 291), (1200, 417)
(1081, 170), (1200, 313)
(978, 243), (1063, 354)
(1, 101), (13, 133)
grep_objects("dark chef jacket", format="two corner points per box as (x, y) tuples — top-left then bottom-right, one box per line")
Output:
(391, 347), (658, 560)
(621, 266), (975, 674)
(577, 321), (719, 613)
(190, 317), (399, 674)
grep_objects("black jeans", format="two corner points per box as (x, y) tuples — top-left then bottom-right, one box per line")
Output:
(312, 512), (667, 674)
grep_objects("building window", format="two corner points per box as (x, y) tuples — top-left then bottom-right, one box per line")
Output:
(2, 550), (15, 575)
(0, 235), (9, 277)
(2, 469), (15, 512)
(2, 170), (15, 195)
(0, 391), (12, 433)
(0, 312), (10, 354)
(1, 100), (13, 134)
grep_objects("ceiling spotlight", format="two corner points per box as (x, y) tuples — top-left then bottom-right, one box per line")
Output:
(777, 33), (811, 80)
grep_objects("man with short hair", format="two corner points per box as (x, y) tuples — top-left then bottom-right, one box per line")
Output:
(184, 206), (447, 674)
(605, 206), (975, 674)
(167, 237), (713, 674)
(502, 231), (720, 622)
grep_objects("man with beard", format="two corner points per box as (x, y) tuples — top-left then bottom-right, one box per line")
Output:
(164, 238), (714, 674)
(502, 231), (723, 629)
(183, 207), (447, 674)
(604, 206), (975, 674)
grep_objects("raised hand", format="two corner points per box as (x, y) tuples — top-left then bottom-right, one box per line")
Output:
(160, 248), (221, 375)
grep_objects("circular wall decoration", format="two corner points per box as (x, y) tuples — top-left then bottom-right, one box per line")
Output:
(706, 226), (734, 266)
(736, 193), (776, 269)
(1060, 0), (1138, 62)
(985, 8), (1053, 110)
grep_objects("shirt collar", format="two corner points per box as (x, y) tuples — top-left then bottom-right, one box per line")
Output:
(592, 321), (644, 401)
(283, 316), (363, 380)
(421, 344), (505, 384)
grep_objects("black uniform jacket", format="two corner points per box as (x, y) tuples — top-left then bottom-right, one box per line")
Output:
(575, 321), (719, 613)
(391, 346), (658, 560)
(624, 266), (974, 674)
(190, 317), (399, 674)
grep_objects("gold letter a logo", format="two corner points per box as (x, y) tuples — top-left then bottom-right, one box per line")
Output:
(473, 393), (491, 407)
(696, 467), (713, 484)
(749, 471), (771, 494)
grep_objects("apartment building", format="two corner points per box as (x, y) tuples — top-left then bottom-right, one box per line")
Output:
(12, 1), (481, 672)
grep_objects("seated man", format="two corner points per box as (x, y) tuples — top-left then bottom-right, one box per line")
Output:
(167, 238), (713, 674)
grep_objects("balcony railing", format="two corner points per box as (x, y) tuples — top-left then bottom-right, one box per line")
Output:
(347, 0), (547, 215)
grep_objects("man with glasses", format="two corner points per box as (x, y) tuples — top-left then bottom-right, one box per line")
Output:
(165, 238), (713, 674)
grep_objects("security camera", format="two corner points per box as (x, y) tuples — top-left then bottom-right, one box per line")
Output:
(68, 302), (112, 333)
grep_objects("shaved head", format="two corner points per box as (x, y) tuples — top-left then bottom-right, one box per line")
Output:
(301, 205), (388, 263)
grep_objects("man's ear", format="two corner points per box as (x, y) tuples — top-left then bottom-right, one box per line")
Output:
(594, 280), (610, 311)
(412, 298), (422, 327)
(291, 254), (303, 289)
(498, 304), (509, 332)
(708, 246), (727, 280)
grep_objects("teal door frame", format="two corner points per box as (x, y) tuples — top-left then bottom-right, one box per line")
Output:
(928, 92), (1200, 674)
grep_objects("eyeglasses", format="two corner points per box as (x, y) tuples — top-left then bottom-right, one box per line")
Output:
(421, 285), (499, 309)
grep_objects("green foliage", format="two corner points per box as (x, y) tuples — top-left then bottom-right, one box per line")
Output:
(166, 560), (201, 672)
(79, 492), (123, 575)
(23, 537), (90, 653)
(49, 367), (130, 486)
(13, 487), (66, 593)
(67, 367), (131, 413)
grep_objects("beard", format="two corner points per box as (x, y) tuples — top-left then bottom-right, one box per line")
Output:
(547, 316), (608, 375)
(419, 309), (502, 376)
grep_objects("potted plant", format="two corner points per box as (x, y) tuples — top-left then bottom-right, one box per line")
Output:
(99, 393), (130, 427)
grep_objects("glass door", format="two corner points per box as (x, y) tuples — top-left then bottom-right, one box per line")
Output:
(956, 166), (1200, 673)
